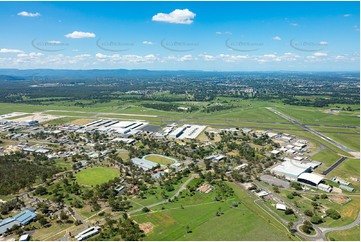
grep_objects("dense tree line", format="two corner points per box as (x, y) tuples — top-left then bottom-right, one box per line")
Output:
(0, 152), (61, 195)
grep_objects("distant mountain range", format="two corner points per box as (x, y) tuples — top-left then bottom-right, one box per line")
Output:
(0, 69), (358, 81)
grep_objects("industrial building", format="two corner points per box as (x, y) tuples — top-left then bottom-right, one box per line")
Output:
(82, 119), (148, 137)
(339, 185), (355, 192)
(131, 158), (158, 171)
(271, 158), (321, 181)
(297, 172), (324, 186)
(168, 124), (206, 139)
(75, 226), (101, 241)
(0, 209), (37, 235)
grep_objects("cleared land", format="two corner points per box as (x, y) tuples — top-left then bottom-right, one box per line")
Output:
(75, 167), (120, 186)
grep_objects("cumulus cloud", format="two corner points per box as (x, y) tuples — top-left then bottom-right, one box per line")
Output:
(199, 54), (216, 61)
(273, 36), (282, 41)
(319, 41), (328, 45)
(17, 11), (41, 17)
(142, 41), (155, 45)
(0, 48), (23, 53)
(178, 54), (193, 61)
(95, 53), (158, 64)
(313, 52), (328, 57)
(17, 52), (44, 58)
(65, 31), (96, 39)
(152, 9), (196, 24)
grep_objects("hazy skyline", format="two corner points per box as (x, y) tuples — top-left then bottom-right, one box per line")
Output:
(0, 1), (359, 71)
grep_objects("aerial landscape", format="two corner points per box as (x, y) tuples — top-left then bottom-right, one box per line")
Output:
(0, 1), (359, 241)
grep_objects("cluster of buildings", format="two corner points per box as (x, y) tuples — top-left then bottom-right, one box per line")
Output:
(79, 119), (148, 137)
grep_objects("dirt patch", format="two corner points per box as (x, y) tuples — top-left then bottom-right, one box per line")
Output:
(70, 118), (95, 125)
(329, 195), (351, 205)
(139, 222), (154, 234)
(146, 212), (176, 226)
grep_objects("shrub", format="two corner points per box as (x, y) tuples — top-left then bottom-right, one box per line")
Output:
(326, 209), (341, 220)
(287, 194), (294, 199)
(304, 209), (314, 217)
(311, 216), (323, 224)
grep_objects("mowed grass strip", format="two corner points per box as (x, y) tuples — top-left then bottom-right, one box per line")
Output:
(144, 154), (176, 165)
(75, 167), (120, 186)
(326, 225), (360, 241)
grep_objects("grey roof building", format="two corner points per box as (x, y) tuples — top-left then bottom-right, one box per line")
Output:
(0, 209), (37, 235)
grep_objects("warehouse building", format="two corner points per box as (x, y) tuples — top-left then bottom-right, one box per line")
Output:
(0, 209), (37, 235)
(297, 172), (324, 186)
(131, 158), (158, 171)
(271, 158), (321, 181)
(168, 124), (206, 139)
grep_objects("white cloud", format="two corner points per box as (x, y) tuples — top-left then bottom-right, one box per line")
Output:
(216, 31), (232, 35)
(335, 55), (346, 60)
(95, 53), (158, 64)
(142, 41), (155, 45)
(0, 48), (23, 53)
(17, 52), (44, 58)
(178, 54), (193, 61)
(219, 54), (249, 63)
(152, 9), (196, 24)
(273, 36), (282, 41)
(319, 41), (328, 45)
(199, 54), (216, 61)
(313, 52), (328, 57)
(65, 31), (96, 39)
(290, 23), (299, 27)
(344, 14), (352, 17)
(17, 11), (41, 17)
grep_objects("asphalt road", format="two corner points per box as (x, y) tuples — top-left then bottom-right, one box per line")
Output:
(254, 181), (360, 241)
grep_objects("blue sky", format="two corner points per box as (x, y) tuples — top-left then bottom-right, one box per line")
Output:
(0, 1), (359, 71)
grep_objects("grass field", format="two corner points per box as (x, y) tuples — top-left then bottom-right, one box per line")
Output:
(311, 149), (341, 168)
(75, 167), (120, 186)
(275, 106), (360, 127)
(143, 154), (177, 165)
(132, 182), (294, 241)
(43, 117), (78, 126)
(321, 133), (360, 151)
(326, 225), (360, 241)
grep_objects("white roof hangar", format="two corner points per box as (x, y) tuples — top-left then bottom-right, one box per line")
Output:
(297, 173), (324, 186)
(271, 159), (312, 181)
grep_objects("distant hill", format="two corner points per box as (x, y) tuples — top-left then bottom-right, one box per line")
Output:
(0, 69), (358, 81)
(0, 75), (25, 81)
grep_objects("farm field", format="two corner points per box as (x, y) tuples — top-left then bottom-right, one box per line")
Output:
(75, 167), (120, 186)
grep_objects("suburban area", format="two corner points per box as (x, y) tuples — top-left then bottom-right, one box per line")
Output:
(0, 1), (359, 241)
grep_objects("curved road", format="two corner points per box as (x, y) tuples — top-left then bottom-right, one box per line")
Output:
(253, 181), (360, 241)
